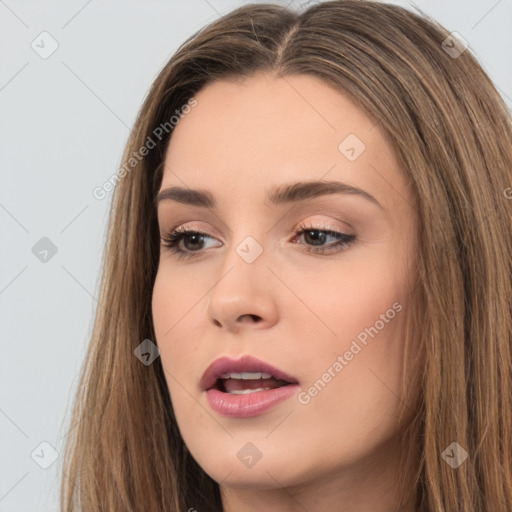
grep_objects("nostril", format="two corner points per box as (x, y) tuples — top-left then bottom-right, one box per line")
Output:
(239, 314), (261, 322)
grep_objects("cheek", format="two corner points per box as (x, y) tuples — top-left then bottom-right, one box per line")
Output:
(151, 272), (206, 439)
(152, 261), (202, 335)
(151, 268), (202, 377)
(287, 244), (411, 407)
(290, 244), (407, 339)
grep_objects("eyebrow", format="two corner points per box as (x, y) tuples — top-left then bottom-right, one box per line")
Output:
(156, 180), (383, 210)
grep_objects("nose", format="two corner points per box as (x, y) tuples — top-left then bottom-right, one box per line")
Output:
(206, 240), (279, 333)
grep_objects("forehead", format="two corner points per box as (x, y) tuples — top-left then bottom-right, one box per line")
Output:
(160, 73), (411, 213)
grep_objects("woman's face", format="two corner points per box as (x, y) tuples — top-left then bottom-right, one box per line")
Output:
(152, 73), (419, 499)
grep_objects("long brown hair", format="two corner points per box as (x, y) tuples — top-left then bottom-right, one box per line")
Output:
(60, 1), (512, 510)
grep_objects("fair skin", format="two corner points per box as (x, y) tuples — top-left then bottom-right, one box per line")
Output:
(152, 72), (420, 512)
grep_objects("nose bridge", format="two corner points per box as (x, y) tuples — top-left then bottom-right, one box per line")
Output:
(206, 228), (277, 329)
(214, 230), (268, 297)
(220, 211), (270, 271)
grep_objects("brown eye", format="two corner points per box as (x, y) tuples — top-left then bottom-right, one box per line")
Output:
(160, 228), (221, 259)
(292, 224), (356, 254)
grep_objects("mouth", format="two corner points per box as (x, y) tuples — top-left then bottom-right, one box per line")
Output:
(201, 355), (299, 418)
(213, 371), (292, 394)
(200, 354), (298, 392)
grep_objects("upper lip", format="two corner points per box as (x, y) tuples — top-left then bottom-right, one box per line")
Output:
(200, 354), (298, 391)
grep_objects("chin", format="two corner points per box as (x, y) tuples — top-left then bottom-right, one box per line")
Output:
(189, 439), (315, 491)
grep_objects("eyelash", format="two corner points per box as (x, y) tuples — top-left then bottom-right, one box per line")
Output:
(160, 223), (356, 260)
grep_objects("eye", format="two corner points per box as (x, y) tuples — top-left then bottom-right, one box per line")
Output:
(291, 222), (356, 255)
(160, 222), (356, 259)
(160, 226), (220, 260)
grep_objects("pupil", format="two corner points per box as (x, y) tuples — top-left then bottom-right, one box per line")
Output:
(305, 230), (325, 246)
(185, 234), (204, 250)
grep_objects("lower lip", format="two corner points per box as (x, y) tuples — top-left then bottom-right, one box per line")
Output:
(205, 384), (299, 418)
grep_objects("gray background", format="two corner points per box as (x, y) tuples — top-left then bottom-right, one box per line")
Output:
(1, 0), (511, 510)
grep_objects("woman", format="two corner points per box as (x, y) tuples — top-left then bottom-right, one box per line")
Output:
(60, 1), (512, 511)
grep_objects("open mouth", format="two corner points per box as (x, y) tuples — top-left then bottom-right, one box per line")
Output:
(202, 355), (299, 417)
(214, 372), (292, 394)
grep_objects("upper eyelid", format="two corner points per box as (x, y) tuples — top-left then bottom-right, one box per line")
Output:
(163, 218), (351, 231)
(159, 211), (354, 232)
(157, 199), (362, 233)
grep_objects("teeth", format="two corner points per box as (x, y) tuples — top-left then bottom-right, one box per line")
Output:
(228, 388), (272, 394)
(220, 372), (273, 380)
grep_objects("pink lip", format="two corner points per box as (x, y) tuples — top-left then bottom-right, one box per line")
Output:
(200, 354), (299, 418)
(205, 385), (299, 418)
(200, 354), (298, 391)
